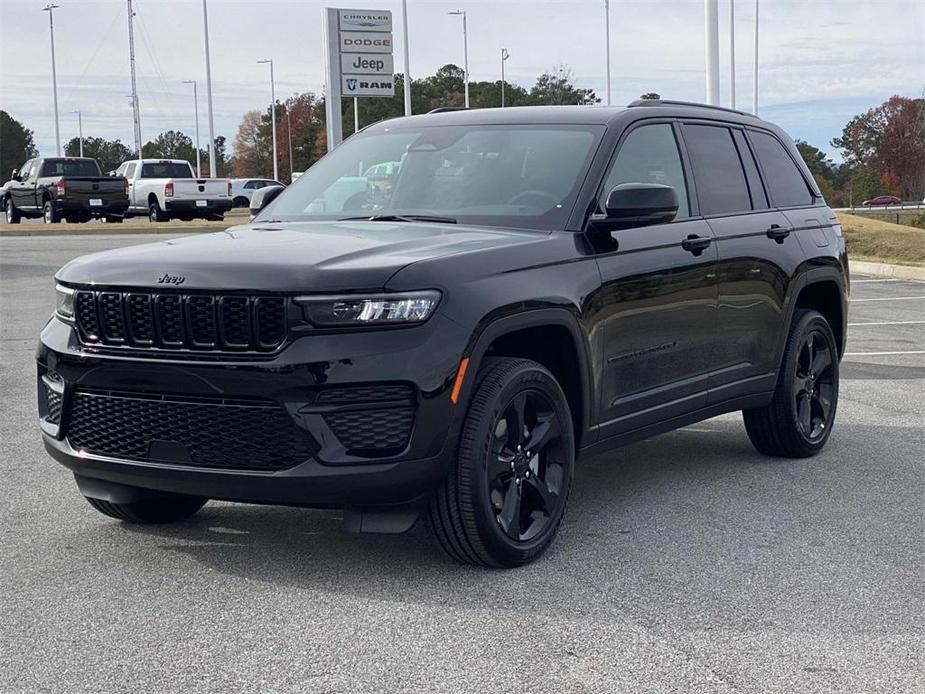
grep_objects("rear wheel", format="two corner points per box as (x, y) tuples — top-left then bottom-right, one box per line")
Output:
(43, 200), (61, 224)
(233, 196), (249, 208)
(5, 198), (21, 224)
(84, 493), (207, 524)
(149, 200), (169, 222)
(743, 309), (839, 457)
(428, 357), (575, 567)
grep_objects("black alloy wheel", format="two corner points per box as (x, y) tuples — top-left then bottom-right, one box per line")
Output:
(793, 329), (836, 442)
(428, 357), (575, 567)
(744, 309), (839, 457)
(489, 389), (567, 543)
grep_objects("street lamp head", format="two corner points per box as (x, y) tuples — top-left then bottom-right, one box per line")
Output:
(448, 9), (465, 16)
(42, 3), (60, 11)
(182, 79), (195, 84)
(502, 48), (510, 61)
(257, 59), (272, 65)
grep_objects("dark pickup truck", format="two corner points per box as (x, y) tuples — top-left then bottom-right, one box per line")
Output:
(3, 157), (129, 224)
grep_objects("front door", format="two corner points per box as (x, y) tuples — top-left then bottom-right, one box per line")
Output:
(590, 122), (718, 438)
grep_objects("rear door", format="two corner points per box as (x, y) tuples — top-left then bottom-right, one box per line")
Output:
(592, 121), (718, 437)
(9, 160), (34, 211)
(680, 122), (807, 402)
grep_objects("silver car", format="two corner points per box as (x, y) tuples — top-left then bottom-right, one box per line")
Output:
(230, 178), (285, 208)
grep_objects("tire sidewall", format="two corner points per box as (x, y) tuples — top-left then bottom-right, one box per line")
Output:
(784, 311), (839, 452)
(463, 362), (575, 563)
(43, 201), (57, 224)
(149, 203), (159, 222)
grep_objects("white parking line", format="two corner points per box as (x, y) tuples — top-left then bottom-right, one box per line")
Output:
(849, 296), (925, 303)
(851, 279), (902, 283)
(844, 350), (925, 356)
(848, 320), (925, 326)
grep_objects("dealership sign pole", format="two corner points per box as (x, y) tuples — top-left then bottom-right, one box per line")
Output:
(324, 8), (395, 151)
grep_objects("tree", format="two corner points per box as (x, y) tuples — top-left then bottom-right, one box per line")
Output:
(528, 66), (599, 105)
(142, 130), (198, 166)
(63, 136), (133, 173)
(794, 140), (835, 179)
(832, 96), (925, 199)
(1, 111), (38, 180)
(232, 111), (272, 178)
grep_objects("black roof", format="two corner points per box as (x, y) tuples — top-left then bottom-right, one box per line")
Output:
(367, 100), (773, 132)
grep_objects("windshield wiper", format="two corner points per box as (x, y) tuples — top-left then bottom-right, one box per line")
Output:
(338, 214), (457, 224)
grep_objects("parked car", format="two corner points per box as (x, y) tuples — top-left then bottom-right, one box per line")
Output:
(114, 159), (232, 222)
(2, 157), (128, 224)
(39, 100), (848, 567)
(861, 195), (901, 206)
(230, 178), (285, 207)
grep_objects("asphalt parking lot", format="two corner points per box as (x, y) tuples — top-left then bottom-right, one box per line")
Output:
(1, 233), (922, 693)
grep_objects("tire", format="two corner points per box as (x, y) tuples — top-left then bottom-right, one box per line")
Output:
(84, 492), (207, 524)
(149, 200), (169, 222)
(428, 357), (575, 568)
(5, 198), (21, 224)
(233, 196), (249, 208)
(743, 309), (839, 458)
(43, 200), (61, 224)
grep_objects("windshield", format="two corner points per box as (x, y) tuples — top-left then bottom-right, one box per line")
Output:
(41, 159), (101, 177)
(260, 124), (602, 230)
(141, 162), (194, 179)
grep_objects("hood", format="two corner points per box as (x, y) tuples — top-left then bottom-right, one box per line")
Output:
(56, 221), (548, 292)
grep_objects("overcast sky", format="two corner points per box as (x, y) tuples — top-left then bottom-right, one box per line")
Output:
(1, 0), (922, 161)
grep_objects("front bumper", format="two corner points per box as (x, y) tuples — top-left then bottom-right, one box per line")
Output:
(37, 312), (469, 509)
(165, 199), (233, 215)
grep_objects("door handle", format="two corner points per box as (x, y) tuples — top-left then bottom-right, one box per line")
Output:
(766, 224), (792, 242)
(681, 234), (712, 255)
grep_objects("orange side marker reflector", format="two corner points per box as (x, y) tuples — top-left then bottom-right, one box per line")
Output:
(450, 358), (470, 405)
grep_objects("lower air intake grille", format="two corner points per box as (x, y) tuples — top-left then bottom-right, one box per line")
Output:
(324, 408), (414, 452)
(67, 390), (315, 470)
(45, 385), (63, 425)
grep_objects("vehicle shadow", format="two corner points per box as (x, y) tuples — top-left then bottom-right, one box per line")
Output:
(96, 417), (922, 634)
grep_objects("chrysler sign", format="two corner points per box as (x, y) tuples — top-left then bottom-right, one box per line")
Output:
(338, 10), (391, 32)
(336, 8), (395, 98)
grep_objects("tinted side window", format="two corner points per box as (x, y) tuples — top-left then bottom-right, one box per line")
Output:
(601, 123), (689, 218)
(749, 130), (813, 207)
(683, 124), (751, 215)
(125, 164), (137, 179)
(732, 129), (768, 209)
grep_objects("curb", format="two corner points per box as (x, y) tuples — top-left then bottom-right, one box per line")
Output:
(851, 260), (925, 282)
(0, 226), (221, 237)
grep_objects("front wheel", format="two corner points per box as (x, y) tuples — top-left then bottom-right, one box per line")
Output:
(428, 357), (575, 568)
(743, 309), (839, 457)
(84, 492), (207, 524)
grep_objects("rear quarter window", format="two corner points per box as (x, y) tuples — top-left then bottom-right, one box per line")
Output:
(748, 131), (814, 207)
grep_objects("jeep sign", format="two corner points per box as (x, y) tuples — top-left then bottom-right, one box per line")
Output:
(340, 53), (394, 75)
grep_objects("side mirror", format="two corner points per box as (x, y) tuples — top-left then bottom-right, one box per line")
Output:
(11, 168), (20, 182)
(249, 184), (285, 221)
(602, 183), (678, 229)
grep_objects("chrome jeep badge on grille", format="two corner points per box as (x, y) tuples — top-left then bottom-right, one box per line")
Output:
(157, 273), (185, 285)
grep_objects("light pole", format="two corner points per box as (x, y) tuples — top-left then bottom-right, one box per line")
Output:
(286, 106), (293, 182)
(42, 4), (61, 156)
(752, 0), (759, 115)
(70, 110), (82, 157)
(448, 10), (469, 108)
(604, 0), (611, 106)
(257, 59), (278, 181)
(182, 80), (201, 177)
(126, 0), (142, 157)
(500, 48), (510, 107)
(202, 0), (216, 177)
(401, 0), (412, 116)
(704, 0), (720, 106)
(729, 0), (736, 109)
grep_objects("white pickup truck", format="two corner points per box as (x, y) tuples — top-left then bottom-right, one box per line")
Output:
(115, 159), (233, 222)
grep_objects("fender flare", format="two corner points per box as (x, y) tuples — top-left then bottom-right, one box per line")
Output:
(450, 307), (596, 448)
(777, 265), (848, 368)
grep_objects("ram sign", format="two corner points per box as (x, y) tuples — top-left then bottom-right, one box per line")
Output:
(342, 75), (395, 97)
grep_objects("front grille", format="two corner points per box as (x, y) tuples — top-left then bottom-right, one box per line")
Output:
(316, 384), (415, 455)
(67, 390), (315, 471)
(72, 289), (287, 353)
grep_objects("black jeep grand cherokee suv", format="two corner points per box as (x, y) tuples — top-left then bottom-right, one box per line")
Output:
(38, 101), (848, 567)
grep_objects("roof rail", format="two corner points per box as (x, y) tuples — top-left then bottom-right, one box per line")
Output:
(626, 99), (756, 117)
(427, 107), (470, 114)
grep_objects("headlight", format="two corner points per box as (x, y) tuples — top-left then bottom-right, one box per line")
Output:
(55, 284), (75, 319)
(296, 291), (441, 327)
